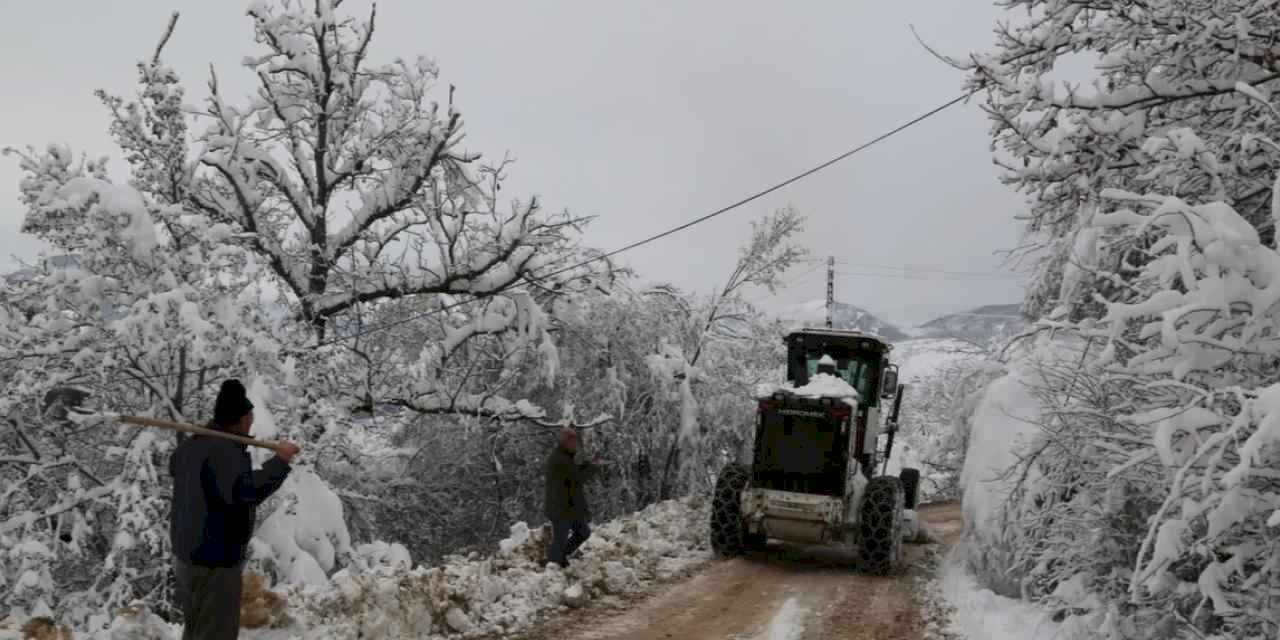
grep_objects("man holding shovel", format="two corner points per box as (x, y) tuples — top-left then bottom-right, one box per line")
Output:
(169, 379), (299, 640)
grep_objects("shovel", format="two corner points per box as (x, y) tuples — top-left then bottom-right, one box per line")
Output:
(118, 415), (288, 454)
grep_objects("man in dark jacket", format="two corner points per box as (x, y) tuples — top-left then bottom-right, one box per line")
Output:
(169, 379), (299, 640)
(544, 425), (601, 568)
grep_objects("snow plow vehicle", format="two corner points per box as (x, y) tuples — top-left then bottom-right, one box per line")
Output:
(710, 328), (919, 574)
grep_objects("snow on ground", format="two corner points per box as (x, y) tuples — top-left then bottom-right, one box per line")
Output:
(923, 549), (1061, 640)
(87, 497), (712, 640)
(758, 597), (807, 640)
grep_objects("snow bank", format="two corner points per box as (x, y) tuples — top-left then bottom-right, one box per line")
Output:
(267, 496), (709, 639)
(84, 497), (711, 640)
(930, 550), (1061, 640)
(959, 358), (1042, 538)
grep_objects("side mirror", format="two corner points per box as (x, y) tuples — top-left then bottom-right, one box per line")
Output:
(880, 366), (899, 400)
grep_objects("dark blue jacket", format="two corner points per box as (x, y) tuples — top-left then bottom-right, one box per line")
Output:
(169, 434), (291, 567)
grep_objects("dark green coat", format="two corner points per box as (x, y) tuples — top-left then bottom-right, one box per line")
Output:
(544, 446), (597, 521)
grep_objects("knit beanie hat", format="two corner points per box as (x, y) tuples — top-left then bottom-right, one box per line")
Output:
(213, 379), (254, 428)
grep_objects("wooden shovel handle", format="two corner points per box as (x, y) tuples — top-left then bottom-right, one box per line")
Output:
(119, 415), (282, 453)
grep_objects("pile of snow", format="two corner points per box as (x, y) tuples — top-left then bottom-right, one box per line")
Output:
(82, 497), (711, 640)
(791, 372), (859, 403)
(958, 356), (1041, 538)
(926, 550), (1061, 640)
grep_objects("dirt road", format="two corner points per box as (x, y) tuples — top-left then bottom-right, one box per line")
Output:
(506, 501), (963, 640)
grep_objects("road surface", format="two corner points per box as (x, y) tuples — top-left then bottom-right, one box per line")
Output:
(504, 501), (963, 640)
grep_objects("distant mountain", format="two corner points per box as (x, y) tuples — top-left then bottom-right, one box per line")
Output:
(912, 303), (1026, 345)
(780, 299), (909, 341)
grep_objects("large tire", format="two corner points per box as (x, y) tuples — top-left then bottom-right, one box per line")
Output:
(900, 468), (921, 510)
(710, 463), (750, 557)
(859, 476), (904, 575)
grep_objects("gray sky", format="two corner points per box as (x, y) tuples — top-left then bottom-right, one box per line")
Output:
(0, 1), (1028, 327)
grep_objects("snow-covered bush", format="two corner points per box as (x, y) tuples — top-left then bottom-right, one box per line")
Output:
(974, 179), (1280, 638)
(955, 3), (1280, 636)
(955, 0), (1280, 320)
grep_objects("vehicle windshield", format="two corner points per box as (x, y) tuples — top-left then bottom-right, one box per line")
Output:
(806, 355), (874, 399)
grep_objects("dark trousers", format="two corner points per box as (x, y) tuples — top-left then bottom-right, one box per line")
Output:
(547, 519), (591, 567)
(173, 557), (245, 640)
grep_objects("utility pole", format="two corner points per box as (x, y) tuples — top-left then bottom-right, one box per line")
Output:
(825, 256), (834, 328)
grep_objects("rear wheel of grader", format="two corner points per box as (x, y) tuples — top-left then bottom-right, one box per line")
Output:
(859, 476), (904, 575)
(710, 463), (750, 557)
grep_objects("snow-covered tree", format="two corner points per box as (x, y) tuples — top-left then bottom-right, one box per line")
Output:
(988, 170), (1280, 638)
(0, 43), (292, 623)
(647, 206), (808, 498)
(954, 5), (1280, 635)
(951, 0), (1280, 319)
(1, 1), (598, 623)
(193, 2), (593, 342)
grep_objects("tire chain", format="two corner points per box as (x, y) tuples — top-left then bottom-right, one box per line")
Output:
(859, 477), (904, 575)
(710, 464), (750, 556)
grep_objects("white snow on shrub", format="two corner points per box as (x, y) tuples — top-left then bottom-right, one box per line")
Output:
(253, 468), (354, 586)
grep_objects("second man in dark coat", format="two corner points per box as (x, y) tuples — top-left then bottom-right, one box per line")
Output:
(544, 426), (601, 568)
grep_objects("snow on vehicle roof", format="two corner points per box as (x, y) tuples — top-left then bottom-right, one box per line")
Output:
(755, 373), (860, 407)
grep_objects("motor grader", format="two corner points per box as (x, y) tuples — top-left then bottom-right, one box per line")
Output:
(710, 328), (919, 574)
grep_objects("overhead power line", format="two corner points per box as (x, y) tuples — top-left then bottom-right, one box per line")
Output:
(834, 270), (1017, 282)
(832, 260), (1021, 279)
(313, 91), (974, 349)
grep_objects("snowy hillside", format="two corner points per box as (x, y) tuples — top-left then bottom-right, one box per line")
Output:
(880, 337), (989, 493)
(780, 299), (908, 341)
(909, 304), (1025, 345)
(891, 338), (986, 383)
(775, 300), (1024, 347)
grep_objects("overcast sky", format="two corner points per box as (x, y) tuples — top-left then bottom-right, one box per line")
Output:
(0, 1), (1029, 326)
